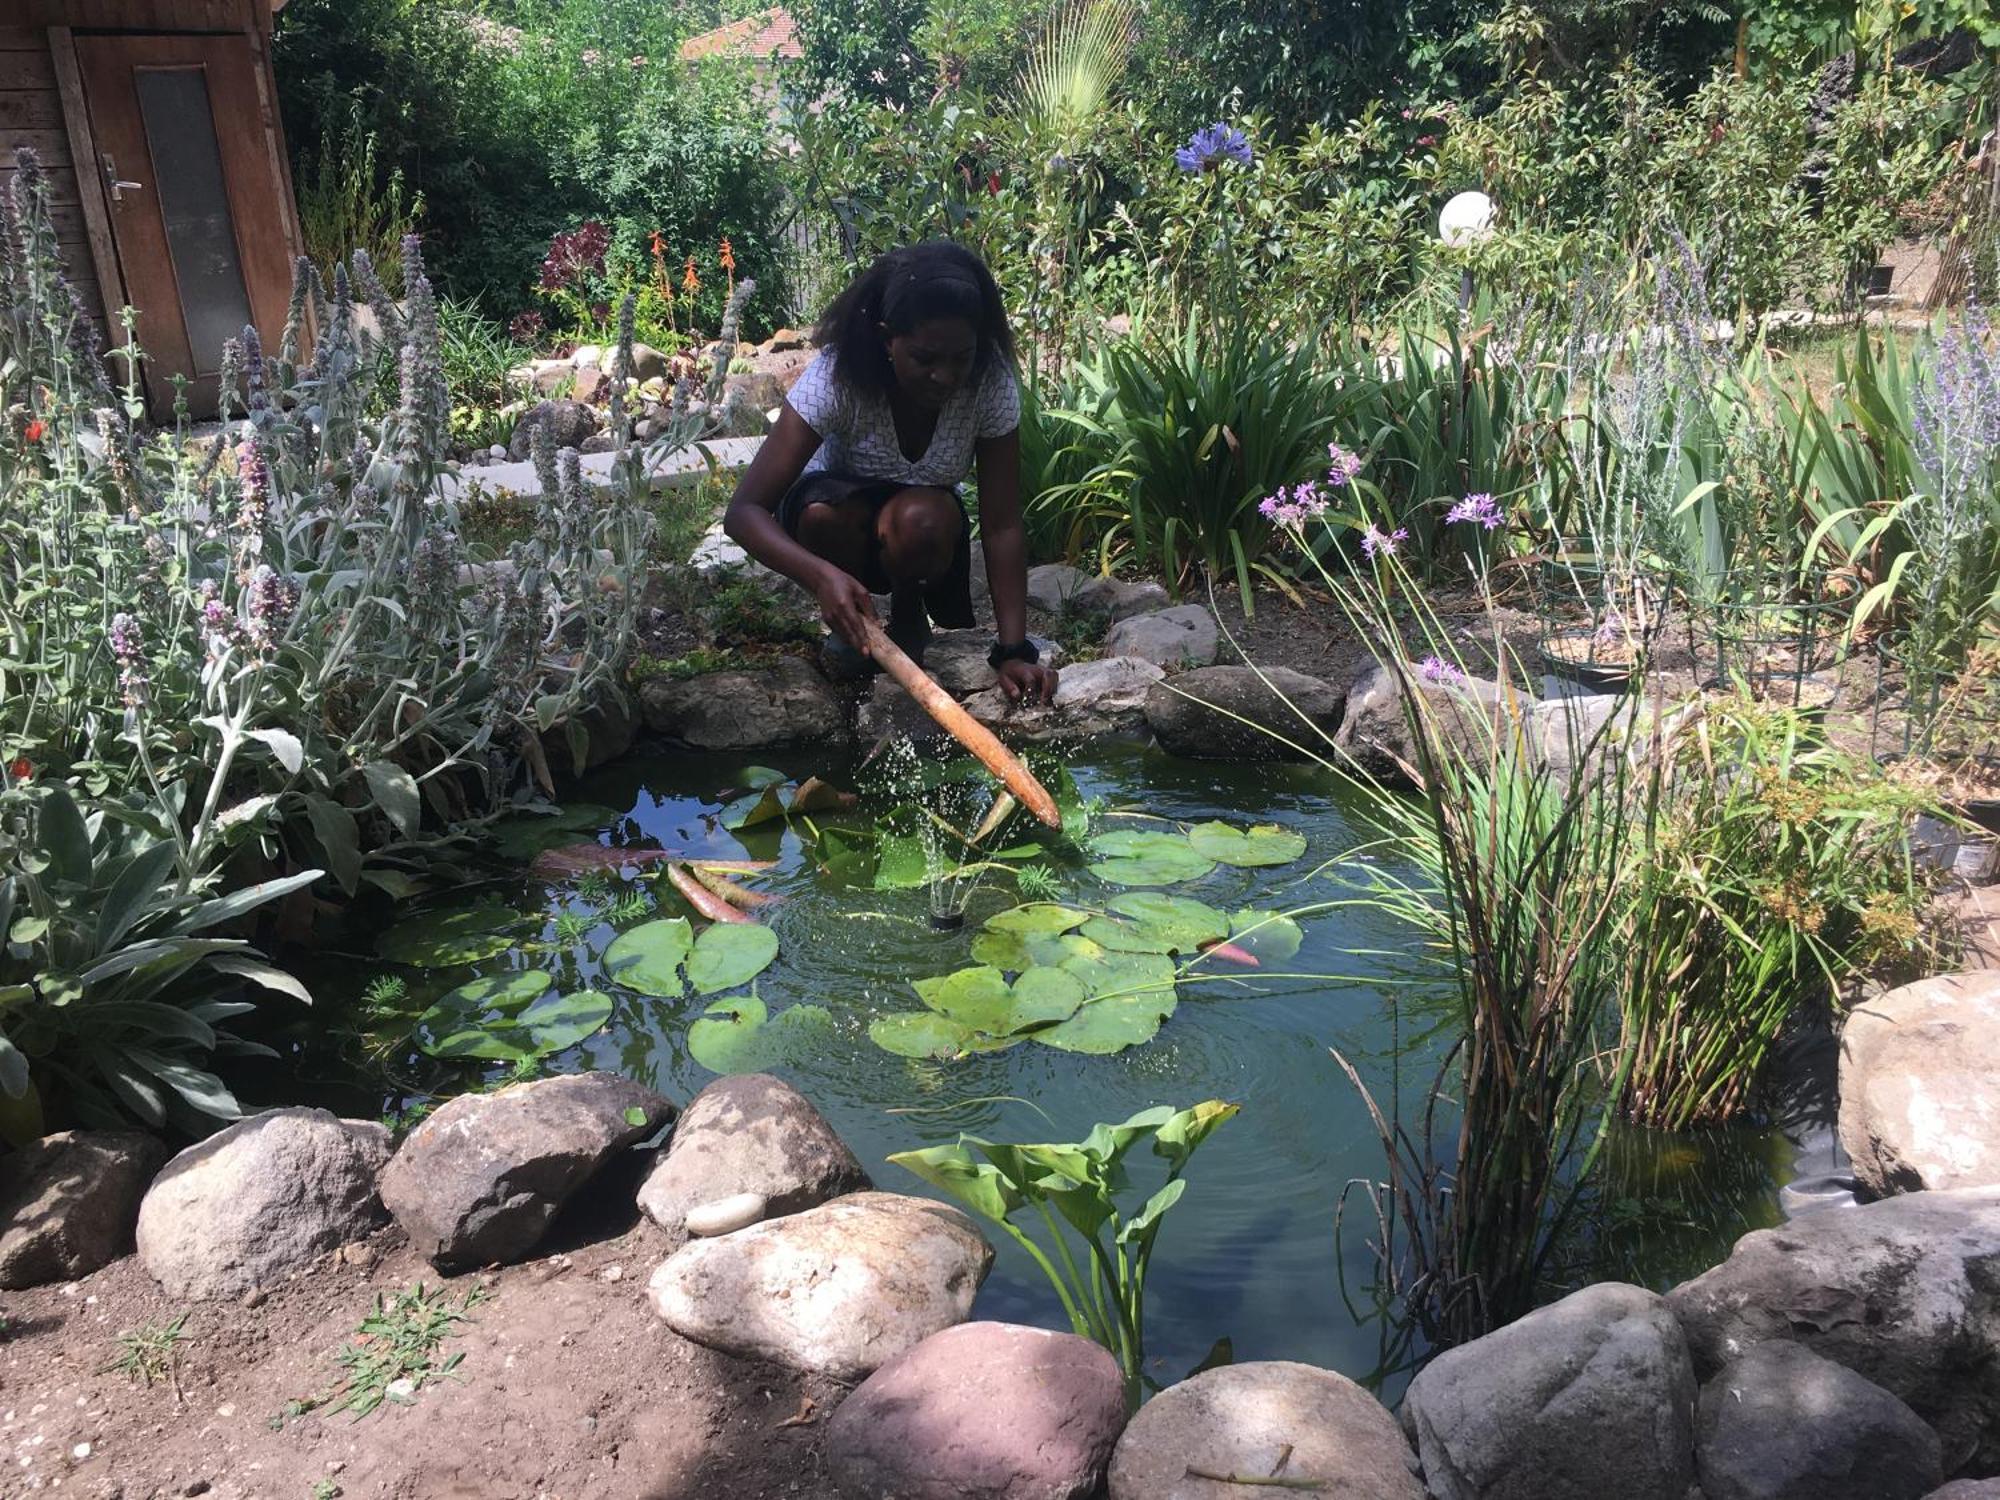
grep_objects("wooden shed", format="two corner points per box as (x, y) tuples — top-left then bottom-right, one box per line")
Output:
(3, 1), (305, 417)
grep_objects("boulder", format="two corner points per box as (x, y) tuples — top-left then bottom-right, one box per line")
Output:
(963, 656), (1164, 742)
(638, 656), (849, 750)
(925, 630), (1062, 697)
(1074, 576), (1171, 622)
(1927, 1484), (2000, 1499)
(721, 372), (784, 430)
(1025, 563), (1090, 613)
(1665, 1187), (2000, 1473)
(1840, 970), (2000, 1197)
(828, 1322), (1127, 1500)
(542, 684), (636, 776)
(135, 1109), (391, 1300)
(506, 398), (600, 460)
(1695, 1341), (1941, 1500)
(1334, 661), (1528, 787)
(1108, 1361), (1423, 1500)
(627, 341), (669, 382)
(579, 430), (617, 454)
(635, 1073), (867, 1248)
(0, 1131), (166, 1288)
(570, 344), (605, 370)
(571, 366), (609, 406)
(1402, 1282), (1697, 1500)
(647, 1191), (991, 1379)
(763, 327), (812, 352)
(526, 361), (574, 396)
(381, 1072), (674, 1270)
(1144, 666), (1343, 760)
(1102, 606), (1220, 670)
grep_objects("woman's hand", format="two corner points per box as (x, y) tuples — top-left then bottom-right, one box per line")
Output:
(996, 659), (1059, 706)
(814, 566), (878, 651)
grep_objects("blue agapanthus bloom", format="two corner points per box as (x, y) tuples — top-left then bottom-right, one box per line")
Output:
(1175, 122), (1253, 173)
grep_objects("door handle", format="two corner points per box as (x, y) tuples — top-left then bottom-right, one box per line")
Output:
(99, 153), (143, 204)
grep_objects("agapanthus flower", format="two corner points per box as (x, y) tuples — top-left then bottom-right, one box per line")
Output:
(1420, 654), (1466, 685)
(1258, 481), (1328, 529)
(1175, 122), (1253, 174)
(1446, 491), (1501, 529)
(1325, 443), (1363, 486)
(1360, 524), (1408, 561)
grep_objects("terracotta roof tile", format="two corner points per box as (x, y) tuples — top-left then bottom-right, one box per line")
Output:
(679, 7), (802, 62)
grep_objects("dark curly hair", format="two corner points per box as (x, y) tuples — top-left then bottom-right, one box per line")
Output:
(812, 241), (1015, 399)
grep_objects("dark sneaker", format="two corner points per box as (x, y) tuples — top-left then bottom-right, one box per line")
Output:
(820, 633), (881, 682)
(886, 615), (932, 667)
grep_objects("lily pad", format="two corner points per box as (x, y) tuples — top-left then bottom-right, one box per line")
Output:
(1086, 830), (1216, 887)
(737, 767), (789, 791)
(602, 918), (694, 996)
(721, 784), (788, 832)
(1060, 949), (1178, 1002)
(689, 994), (834, 1073)
(1228, 908), (1304, 963)
(913, 965), (1086, 1033)
(1081, 893), (1228, 954)
(1036, 989), (1178, 1055)
(873, 833), (930, 890)
(685, 923), (779, 995)
(490, 804), (621, 858)
(869, 1011), (975, 1061)
(1187, 821), (1307, 868)
(970, 929), (1101, 971)
(986, 903), (1090, 935)
(378, 902), (523, 967)
(416, 971), (612, 1062)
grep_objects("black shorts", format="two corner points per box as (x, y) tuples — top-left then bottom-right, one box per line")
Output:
(773, 470), (976, 629)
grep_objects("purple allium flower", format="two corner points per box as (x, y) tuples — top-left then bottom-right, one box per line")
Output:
(1257, 481), (1329, 529)
(1420, 654), (1465, 685)
(1176, 122), (1253, 174)
(1325, 443), (1363, 486)
(108, 612), (147, 706)
(1445, 492), (1501, 529)
(1360, 524), (1408, 561)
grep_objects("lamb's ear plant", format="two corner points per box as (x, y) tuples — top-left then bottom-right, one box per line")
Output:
(889, 1098), (1238, 1410)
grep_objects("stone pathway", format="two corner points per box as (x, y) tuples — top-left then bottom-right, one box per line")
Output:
(437, 435), (764, 505)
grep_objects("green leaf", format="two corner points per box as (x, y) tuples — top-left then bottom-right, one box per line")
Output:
(1227, 909), (1303, 963)
(1086, 830), (1216, 887)
(721, 785), (788, 832)
(1186, 821), (1306, 867)
(1154, 1099), (1240, 1169)
(624, 1105), (647, 1127)
(985, 903), (1090, 935)
(362, 762), (423, 839)
(1083, 893), (1228, 954)
(490, 804), (621, 858)
(206, 954), (313, 1005)
(37, 785), (92, 886)
(738, 767), (789, 790)
(685, 923), (778, 995)
(247, 728), (305, 775)
(304, 795), (362, 897)
(688, 993), (835, 1073)
(872, 832), (930, 890)
(9, 916), (50, 946)
(0, 1035), (29, 1099)
(377, 902), (522, 967)
(912, 965), (1085, 1033)
(128, 1049), (242, 1118)
(1035, 989), (1177, 1054)
(602, 918), (694, 996)
(1116, 1177), (1188, 1246)
(182, 870), (324, 934)
(96, 841), (178, 955)
(868, 1010), (975, 1060)
(969, 929), (1100, 971)
(1060, 948), (1177, 1003)
(886, 1143), (1023, 1220)
(418, 970), (610, 1060)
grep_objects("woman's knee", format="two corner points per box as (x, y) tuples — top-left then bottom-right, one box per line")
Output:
(878, 488), (962, 579)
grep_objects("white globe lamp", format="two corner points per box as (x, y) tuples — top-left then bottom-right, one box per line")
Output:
(1438, 190), (1496, 247)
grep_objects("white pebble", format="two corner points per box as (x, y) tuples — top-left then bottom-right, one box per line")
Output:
(599, 1265), (624, 1283)
(70, 1444), (90, 1460)
(385, 1378), (417, 1403)
(684, 1192), (769, 1238)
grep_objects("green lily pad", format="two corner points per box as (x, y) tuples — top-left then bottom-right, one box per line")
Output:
(1060, 949), (1178, 1002)
(869, 1010), (975, 1060)
(602, 918), (694, 996)
(986, 903), (1090, 935)
(378, 902), (523, 967)
(873, 833), (930, 890)
(1228, 908), (1304, 962)
(416, 971), (611, 1062)
(1086, 830), (1216, 887)
(491, 804), (621, 858)
(688, 993), (835, 1073)
(1081, 893), (1228, 954)
(1036, 989), (1178, 1054)
(970, 929), (1101, 971)
(1187, 821), (1308, 867)
(738, 767), (789, 790)
(721, 784), (788, 832)
(913, 965), (1086, 1033)
(685, 923), (779, 995)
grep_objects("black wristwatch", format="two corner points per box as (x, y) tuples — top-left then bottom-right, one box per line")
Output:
(988, 638), (1041, 669)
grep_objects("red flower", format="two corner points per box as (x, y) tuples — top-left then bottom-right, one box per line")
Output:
(7, 756), (29, 782)
(1417, 135), (1437, 148)
(23, 419), (45, 442)
(988, 170), (1002, 195)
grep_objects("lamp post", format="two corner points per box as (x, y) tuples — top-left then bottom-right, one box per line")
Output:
(1438, 190), (1496, 314)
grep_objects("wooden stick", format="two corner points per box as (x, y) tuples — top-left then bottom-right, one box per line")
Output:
(687, 858), (778, 875)
(691, 864), (779, 910)
(859, 618), (1062, 831)
(666, 863), (752, 924)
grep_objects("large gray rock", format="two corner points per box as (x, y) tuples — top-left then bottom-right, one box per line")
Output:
(0, 1131), (166, 1288)
(828, 1321), (1126, 1500)
(1025, 563), (1090, 613)
(1109, 1361), (1423, 1500)
(1927, 1484), (2000, 1499)
(1402, 1282), (1697, 1500)
(1334, 661), (1529, 787)
(1143, 665), (1343, 760)
(963, 656), (1164, 742)
(1074, 576), (1171, 622)
(381, 1071), (674, 1270)
(1840, 970), (2000, 1197)
(925, 630), (1062, 697)
(647, 1191), (992, 1379)
(506, 398), (599, 460)
(1666, 1187), (2000, 1473)
(136, 1109), (391, 1300)
(636, 1073), (867, 1248)
(1696, 1341), (1941, 1500)
(1103, 606), (1220, 670)
(638, 655), (849, 750)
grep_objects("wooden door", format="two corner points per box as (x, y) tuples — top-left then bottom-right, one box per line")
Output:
(74, 34), (295, 416)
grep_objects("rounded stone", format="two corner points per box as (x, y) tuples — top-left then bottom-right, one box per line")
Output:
(0, 1130), (167, 1288)
(1839, 969), (2000, 1197)
(1109, 1361), (1423, 1500)
(1144, 666), (1344, 761)
(827, 1321), (1126, 1500)
(685, 1192), (769, 1238)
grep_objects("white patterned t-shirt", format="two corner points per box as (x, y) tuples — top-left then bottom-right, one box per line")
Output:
(785, 350), (1020, 487)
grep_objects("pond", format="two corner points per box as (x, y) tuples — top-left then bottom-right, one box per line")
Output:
(292, 740), (1799, 1402)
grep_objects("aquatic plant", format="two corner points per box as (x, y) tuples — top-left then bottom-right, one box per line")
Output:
(891, 1099), (1238, 1410)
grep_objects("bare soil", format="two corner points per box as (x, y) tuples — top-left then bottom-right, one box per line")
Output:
(0, 1178), (841, 1500)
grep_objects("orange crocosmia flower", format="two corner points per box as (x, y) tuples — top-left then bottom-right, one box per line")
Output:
(23, 419), (45, 442)
(649, 229), (666, 260)
(683, 256), (700, 295)
(719, 237), (736, 275)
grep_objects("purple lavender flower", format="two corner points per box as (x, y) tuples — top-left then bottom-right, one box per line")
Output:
(1257, 481), (1329, 529)
(1446, 492), (1501, 529)
(1325, 444), (1364, 486)
(243, 565), (297, 647)
(235, 439), (269, 536)
(1360, 524), (1408, 561)
(1176, 123), (1253, 174)
(108, 612), (147, 706)
(1419, 654), (1466, 685)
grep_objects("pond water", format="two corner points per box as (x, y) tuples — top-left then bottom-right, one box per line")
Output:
(295, 741), (1798, 1401)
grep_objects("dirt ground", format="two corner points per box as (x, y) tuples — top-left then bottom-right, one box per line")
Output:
(0, 1165), (842, 1500)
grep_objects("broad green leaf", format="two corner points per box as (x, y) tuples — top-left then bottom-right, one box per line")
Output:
(37, 785), (92, 886)
(868, 1011), (974, 1059)
(183, 870), (324, 933)
(1154, 1099), (1241, 1169)
(1227, 909), (1303, 963)
(970, 929), (1100, 971)
(362, 761), (422, 839)
(378, 902), (522, 967)
(985, 904), (1089, 935)
(1035, 989), (1177, 1054)
(247, 728), (305, 775)
(1083, 893), (1227, 954)
(490, 804), (620, 858)
(1186, 821), (1307, 867)
(685, 923), (778, 995)
(417, 970), (552, 1058)
(9, 916), (51, 946)
(0, 1035), (30, 1099)
(207, 954), (312, 1005)
(721, 785), (787, 832)
(1115, 1178), (1188, 1246)
(420, 988), (613, 1062)
(304, 795), (362, 896)
(912, 965), (1084, 1033)
(602, 918), (694, 996)
(886, 1144), (1023, 1220)
(873, 833), (929, 890)
(688, 993), (834, 1073)
(128, 1047), (242, 1119)
(737, 767), (788, 790)
(97, 841), (178, 955)
(1086, 830), (1215, 887)
(1060, 949), (1176, 1002)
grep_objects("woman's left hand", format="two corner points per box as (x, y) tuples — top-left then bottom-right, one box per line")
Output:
(997, 659), (1059, 706)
